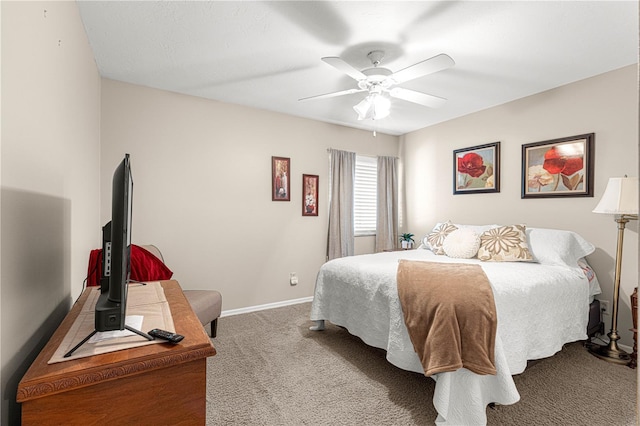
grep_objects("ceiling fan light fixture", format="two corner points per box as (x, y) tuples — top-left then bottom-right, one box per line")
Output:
(311, 50), (454, 123)
(353, 93), (390, 121)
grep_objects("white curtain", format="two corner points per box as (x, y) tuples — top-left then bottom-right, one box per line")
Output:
(327, 149), (356, 260)
(375, 156), (398, 252)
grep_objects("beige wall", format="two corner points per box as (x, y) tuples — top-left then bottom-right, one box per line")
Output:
(401, 65), (639, 347)
(0, 2), (101, 423)
(100, 79), (399, 312)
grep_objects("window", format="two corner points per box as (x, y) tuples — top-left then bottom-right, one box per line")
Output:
(354, 155), (377, 236)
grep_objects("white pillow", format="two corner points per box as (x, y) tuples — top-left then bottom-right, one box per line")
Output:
(418, 235), (431, 250)
(456, 224), (501, 234)
(443, 228), (481, 259)
(526, 227), (595, 266)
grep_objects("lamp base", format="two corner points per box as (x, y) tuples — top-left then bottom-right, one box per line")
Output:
(588, 342), (631, 365)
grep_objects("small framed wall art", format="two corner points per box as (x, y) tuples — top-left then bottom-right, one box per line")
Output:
(453, 142), (500, 194)
(272, 156), (290, 201)
(521, 133), (594, 198)
(302, 174), (319, 216)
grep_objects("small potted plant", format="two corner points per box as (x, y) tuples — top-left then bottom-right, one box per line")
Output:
(399, 233), (415, 249)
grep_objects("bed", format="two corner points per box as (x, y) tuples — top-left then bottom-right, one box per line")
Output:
(310, 224), (601, 425)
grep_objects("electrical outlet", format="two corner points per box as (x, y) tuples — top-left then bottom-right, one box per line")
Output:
(289, 272), (298, 286)
(601, 300), (610, 315)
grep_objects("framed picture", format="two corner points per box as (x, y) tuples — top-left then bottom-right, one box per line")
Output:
(521, 133), (594, 198)
(302, 174), (319, 216)
(272, 156), (290, 201)
(453, 142), (500, 194)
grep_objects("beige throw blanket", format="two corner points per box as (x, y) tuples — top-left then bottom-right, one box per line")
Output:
(396, 260), (497, 376)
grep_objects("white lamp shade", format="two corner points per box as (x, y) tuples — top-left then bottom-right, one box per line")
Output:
(592, 177), (639, 215)
(353, 93), (390, 121)
(353, 96), (374, 120)
(372, 95), (390, 119)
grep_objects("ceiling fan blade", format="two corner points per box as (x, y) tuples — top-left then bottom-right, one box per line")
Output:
(299, 88), (366, 102)
(390, 53), (455, 85)
(389, 87), (447, 108)
(321, 57), (367, 81)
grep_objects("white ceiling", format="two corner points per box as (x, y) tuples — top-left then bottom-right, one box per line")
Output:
(77, 1), (638, 136)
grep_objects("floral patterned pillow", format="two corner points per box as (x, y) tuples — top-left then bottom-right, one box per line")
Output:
(477, 224), (534, 262)
(427, 221), (459, 255)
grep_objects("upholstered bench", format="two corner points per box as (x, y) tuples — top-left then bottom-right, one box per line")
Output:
(141, 245), (222, 338)
(183, 290), (222, 337)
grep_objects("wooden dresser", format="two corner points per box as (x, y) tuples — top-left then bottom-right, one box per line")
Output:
(17, 280), (216, 425)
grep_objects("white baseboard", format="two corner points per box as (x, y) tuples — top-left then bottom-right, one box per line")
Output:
(221, 296), (314, 318)
(619, 343), (633, 353)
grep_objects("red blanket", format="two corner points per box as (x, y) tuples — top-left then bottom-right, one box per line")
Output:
(86, 245), (173, 286)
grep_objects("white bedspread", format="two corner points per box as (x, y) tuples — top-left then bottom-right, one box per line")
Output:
(310, 250), (595, 425)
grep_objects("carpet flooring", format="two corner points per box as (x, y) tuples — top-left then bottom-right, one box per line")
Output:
(206, 302), (637, 425)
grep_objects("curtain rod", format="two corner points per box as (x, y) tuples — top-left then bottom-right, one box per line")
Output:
(326, 148), (398, 159)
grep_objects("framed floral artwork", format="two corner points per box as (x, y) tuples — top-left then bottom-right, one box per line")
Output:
(272, 156), (290, 201)
(521, 133), (594, 198)
(453, 142), (500, 194)
(302, 174), (319, 216)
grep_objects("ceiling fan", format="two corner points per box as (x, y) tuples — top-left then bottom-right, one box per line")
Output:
(299, 50), (455, 120)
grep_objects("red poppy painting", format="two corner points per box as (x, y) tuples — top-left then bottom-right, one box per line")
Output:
(521, 134), (594, 198)
(453, 142), (500, 194)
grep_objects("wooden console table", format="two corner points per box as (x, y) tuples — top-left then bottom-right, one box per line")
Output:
(17, 280), (216, 425)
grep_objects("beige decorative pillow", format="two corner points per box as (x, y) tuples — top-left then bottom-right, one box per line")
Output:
(477, 224), (533, 262)
(443, 228), (481, 259)
(427, 221), (459, 255)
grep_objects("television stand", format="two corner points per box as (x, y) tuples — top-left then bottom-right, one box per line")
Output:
(17, 280), (216, 425)
(63, 326), (153, 358)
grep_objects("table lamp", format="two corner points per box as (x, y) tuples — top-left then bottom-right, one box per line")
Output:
(589, 176), (639, 364)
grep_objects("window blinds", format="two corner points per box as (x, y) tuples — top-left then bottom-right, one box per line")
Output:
(354, 155), (377, 235)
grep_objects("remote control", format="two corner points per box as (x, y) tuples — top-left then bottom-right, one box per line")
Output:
(148, 328), (184, 344)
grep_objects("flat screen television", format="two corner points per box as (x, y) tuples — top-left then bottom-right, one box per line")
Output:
(95, 153), (133, 331)
(64, 154), (151, 358)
